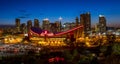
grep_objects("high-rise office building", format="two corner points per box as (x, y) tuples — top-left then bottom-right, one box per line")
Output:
(95, 23), (100, 33)
(15, 18), (20, 32)
(34, 19), (40, 28)
(99, 15), (106, 33)
(49, 23), (56, 33)
(42, 18), (50, 31)
(74, 17), (79, 38)
(59, 17), (62, 31)
(55, 21), (61, 32)
(63, 22), (76, 31)
(80, 12), (91, 36)
(15, 18), (20, 27)
(75, 17), (79, 26)
(20, 23), (26, 33)
(27, 20), (32, 32)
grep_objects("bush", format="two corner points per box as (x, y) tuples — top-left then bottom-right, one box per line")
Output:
(112, 43), (120, 55)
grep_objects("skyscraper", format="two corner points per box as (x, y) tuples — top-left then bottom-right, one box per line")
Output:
(55, 21), (61, 32)
(15, 18), (20, 32)
(20, 23), (26, 33)
(80, 12), (91, 36)
(75, 17), (79, 26)
(15, 18), (20, 27)
(49, 23), (56, 32)
(42, 18), (50, 31)
(74, 17), (79, 38)
(27, 20), (32, 32)
(95, 23), (100, 33)
(99, 15), (106, 33)
(59, 17), (62, 31)
(63, 22), (76, 31)
(34, 19), (40, 28)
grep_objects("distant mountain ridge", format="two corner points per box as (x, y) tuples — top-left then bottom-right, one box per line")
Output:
(0, 24), (15, 28)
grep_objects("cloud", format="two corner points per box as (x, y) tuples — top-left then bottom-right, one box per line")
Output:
(17, 10), (32, 18)
(18, 16), (28, 18)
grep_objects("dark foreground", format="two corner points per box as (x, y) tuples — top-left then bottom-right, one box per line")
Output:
(0, 45), (120, 64)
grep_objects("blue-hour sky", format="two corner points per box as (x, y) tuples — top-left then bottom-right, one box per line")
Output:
(0, 0), (120, 26)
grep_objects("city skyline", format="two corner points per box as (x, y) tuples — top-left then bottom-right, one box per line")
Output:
(0, 0), (120, 27)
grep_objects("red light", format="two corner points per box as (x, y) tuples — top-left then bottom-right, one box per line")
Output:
(44, 31), (47, 34)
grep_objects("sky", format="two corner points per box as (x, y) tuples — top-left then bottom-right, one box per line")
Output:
(0, 0), (120, 26)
